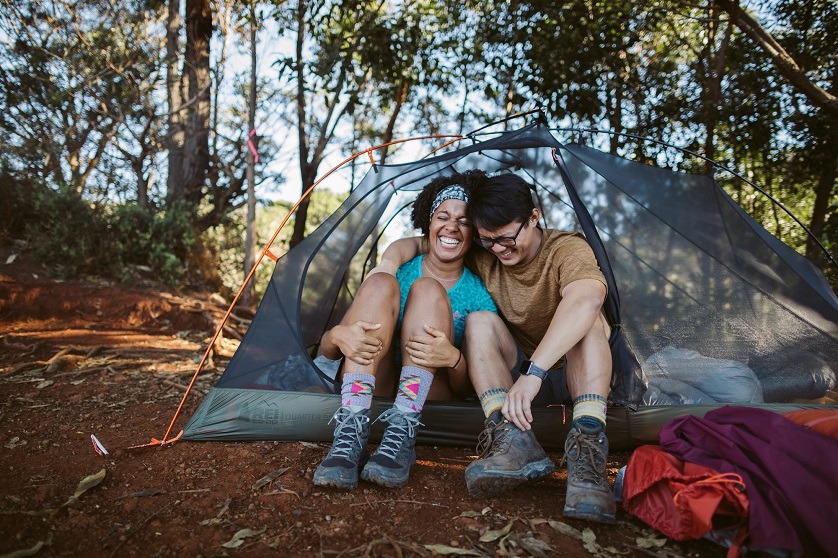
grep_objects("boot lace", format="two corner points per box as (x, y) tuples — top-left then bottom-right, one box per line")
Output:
(327, 408), (369, 460)
(560, 429), (607, 485)
(373, 407), (423, 461)
(475, 418), (514, 458)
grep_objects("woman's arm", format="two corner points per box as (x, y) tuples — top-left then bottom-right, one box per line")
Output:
(368, 237), (423, 276)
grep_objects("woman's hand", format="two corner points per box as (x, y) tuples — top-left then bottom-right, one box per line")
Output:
(330, 321), (382, 365)
(404, 325), (458, 369)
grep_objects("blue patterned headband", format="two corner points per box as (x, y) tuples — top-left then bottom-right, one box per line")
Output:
(430, 184), (469, 220)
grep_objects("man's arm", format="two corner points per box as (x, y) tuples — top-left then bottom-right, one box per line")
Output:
(367, 236), (423, 276)
(502, 278), (607, 430)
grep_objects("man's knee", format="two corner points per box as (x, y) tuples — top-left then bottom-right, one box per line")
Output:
(464, 311), (505, 340)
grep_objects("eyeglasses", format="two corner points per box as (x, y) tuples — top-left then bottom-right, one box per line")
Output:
(475, 220), (527, 249)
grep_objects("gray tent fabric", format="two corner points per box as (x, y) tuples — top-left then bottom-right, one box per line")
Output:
(182, 124), (838, 447)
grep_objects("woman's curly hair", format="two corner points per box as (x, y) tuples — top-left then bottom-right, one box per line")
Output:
(410, 169), (489, 236)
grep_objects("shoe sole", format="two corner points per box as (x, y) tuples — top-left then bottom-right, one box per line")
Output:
(360, 465), (410, 488)
(563, 506), (617, 525)
(360, 454), (416, 489)
(466, 458), (556, 498)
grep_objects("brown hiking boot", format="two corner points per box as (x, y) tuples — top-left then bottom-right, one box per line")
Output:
(561, 423), (616, 524)
(465, 410), (556, 498)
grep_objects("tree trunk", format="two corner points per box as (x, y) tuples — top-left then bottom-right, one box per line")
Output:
(181, 0), (212, 208)
(806, 152), (837, 262)
(242, 1), (258, 308)
(166, 0), (185, 204)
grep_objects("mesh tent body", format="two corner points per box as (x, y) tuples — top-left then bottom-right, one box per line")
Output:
(182, 124), (838, 450)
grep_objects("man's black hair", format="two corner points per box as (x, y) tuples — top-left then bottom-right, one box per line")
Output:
(411, 169), (489, 235)
(467, 172), (536, 231)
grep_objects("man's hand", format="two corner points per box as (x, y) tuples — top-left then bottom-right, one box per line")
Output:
(404, 325), (458, 369)
(331, 321), (382, 365)
(502, 375), (542, 431)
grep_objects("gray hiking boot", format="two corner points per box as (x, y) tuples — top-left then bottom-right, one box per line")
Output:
(361, 407), (423, 488)
(312, 407), (371, 489)
(464, 410), (556, 498)
(561, 423), (616, 524)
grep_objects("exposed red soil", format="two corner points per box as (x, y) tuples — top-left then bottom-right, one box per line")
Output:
(0, 246), (726, 558)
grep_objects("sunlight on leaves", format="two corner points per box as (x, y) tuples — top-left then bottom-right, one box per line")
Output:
(221, 527), (266, 549)
(479, 522), (513, 542)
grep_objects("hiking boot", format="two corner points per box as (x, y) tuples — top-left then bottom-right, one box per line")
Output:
(561, 423), (616, 524)
(312, 407), (371, 489)
(361, 407), (423, 488)
(464, 410), (556, 498)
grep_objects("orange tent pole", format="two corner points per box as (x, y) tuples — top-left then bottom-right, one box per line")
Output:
(150, 134), (463, 446)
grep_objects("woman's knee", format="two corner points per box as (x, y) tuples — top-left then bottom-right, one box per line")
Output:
(357, 272), (400, 300)
(405, 277), (448, 305)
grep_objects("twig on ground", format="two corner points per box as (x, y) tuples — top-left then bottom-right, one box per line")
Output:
(349, 499), (449, 508)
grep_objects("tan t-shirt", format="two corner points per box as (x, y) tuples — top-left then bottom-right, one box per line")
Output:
(466, 229), (607, 367)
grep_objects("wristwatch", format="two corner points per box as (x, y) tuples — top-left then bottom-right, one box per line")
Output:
(519, 360), (548, 380)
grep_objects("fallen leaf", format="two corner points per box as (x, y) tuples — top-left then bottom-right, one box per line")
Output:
(456, 510), (484, 519)
(298, 441), (319, 449)
(118, 488), (167, 500)
(57, 469), (106, 511)
(422, 544), (482, 556)
(263, 487), (300, 498)
(480, 506), (492, 515)
(547, 520), (583, 540)
(252, 467), (291, 491)
(479, 522), (513, 542)
(5, 254), (17, 265)
(5, 437), (26, 449)
(36, 380), (53, 389)
(636, 534), (668, 549)
(0, 538), (47, 558)
(517, 535), (555, 558)
(581, 528), (611, 558)
(221, 527), (266, 549)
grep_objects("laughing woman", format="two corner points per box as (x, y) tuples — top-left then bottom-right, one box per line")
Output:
(313, 170), (497, 490)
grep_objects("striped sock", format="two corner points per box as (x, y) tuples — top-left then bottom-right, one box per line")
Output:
(479, 388), (508, 418)
(393, 366), (434, 412)
(341, 373), (376, 411)
(572, 394), (607, 430)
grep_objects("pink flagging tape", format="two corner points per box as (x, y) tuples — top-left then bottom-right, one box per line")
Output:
(90, 434), (109, 456)
(248, 128), (259, 163)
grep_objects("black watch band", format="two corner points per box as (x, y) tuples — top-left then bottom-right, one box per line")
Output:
(518, 360), (548, 380)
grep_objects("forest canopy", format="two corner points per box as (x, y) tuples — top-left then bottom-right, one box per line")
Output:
(1, 0), (836, 294)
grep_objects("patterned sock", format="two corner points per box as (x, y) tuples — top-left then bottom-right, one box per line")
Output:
(393, 366), (434, 412)
(341, 372), (375, 411)
(479, 388), (508, 418)
(572, 393), (607, 431)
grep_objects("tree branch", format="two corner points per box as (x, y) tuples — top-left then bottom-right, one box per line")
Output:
(715, 0), (838, 115)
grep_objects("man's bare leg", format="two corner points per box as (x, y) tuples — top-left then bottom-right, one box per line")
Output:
(562, 312), (616, 524)
(461, 312), (556, 498)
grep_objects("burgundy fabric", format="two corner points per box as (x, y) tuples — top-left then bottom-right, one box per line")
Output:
(659, 406), (838, 556)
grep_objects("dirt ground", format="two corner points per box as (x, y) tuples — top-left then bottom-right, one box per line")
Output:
(0, 246), (727, 558)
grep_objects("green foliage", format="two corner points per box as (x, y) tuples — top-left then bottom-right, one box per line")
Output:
(108, 202), (200, 286)
(209, 189), (348, 298)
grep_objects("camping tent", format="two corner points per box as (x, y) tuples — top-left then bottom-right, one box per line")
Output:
(179, 123), (838, 451)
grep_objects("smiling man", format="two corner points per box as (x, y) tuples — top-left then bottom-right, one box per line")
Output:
(460, 171), (614, 524)
(382, 171), (616, 524)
